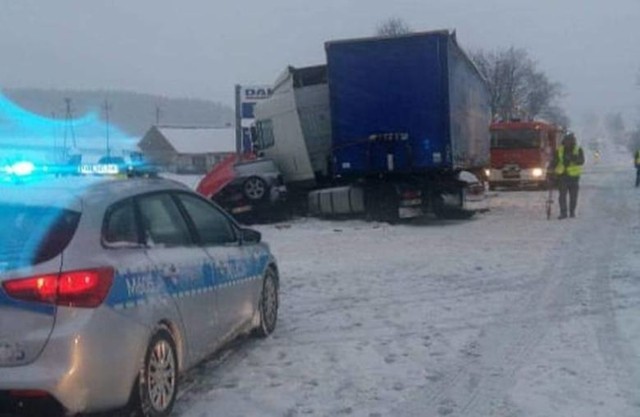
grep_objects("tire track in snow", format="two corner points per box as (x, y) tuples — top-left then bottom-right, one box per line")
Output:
(587, 173), (640, 411)
(390, 167), (635, 416)
(388, 239), (568, 416)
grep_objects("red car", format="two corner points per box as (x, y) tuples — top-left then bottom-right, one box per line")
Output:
(197, 155), (288, 222)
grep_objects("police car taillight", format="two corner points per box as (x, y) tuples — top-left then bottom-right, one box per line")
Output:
(2, 268), (114, 308)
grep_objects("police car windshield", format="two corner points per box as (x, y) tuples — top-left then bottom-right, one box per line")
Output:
(0, 204), (80, 270)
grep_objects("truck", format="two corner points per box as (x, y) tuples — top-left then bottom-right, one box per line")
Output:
(250, 30), (491, 221)
(488, 120), (562, 190)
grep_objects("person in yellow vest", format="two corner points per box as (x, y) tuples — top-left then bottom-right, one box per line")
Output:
(634, 149), (640, 187)
(548, 133), (585, 219)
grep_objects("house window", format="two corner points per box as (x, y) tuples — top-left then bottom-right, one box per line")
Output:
(193, 155), (207, 170)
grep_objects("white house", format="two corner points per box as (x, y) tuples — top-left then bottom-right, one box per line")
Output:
(139, 126), (236, 174)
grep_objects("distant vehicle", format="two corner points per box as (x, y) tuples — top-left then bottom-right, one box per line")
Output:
(253, 30), (491, 222)
(197, 155), (288, 222)
(0, 172), (279, 417)
(488, 120), (562, 190)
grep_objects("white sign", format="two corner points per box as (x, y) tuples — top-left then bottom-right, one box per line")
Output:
(242, 86), (273, 102)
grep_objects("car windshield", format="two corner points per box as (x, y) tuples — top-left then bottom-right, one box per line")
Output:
(491, 129), (541, 149)
(2, 2), (639, 416)
(0, 204), (80, 270)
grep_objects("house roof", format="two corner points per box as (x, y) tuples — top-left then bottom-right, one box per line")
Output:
(156, 126), (236, 154)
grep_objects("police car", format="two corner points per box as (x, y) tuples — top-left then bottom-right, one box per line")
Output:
(0, 163), (280, 416)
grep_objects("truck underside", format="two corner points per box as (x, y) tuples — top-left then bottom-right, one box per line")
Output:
(306, 171), (486, 222)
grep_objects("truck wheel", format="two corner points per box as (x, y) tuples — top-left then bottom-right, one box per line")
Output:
(243, 176), (268, 201)
(365, 185), (399, 224)
(434, 206), (475, 220)
(131, 328), (178, 417)
(433, 195), (475, 220)
(254, 268), (279, 338)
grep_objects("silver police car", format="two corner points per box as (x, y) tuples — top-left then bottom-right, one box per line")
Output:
(0, 175), (279, 416)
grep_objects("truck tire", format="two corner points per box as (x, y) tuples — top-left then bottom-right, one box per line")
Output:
(433, 195), (475, 220)
(434, 208), (475, 220)
(365, 185), (399, 224)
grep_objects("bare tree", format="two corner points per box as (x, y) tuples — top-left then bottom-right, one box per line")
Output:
(376, 17), (411, 37)
(471, 47), (566, 125)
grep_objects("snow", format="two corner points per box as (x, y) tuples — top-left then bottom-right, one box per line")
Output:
(171, 142), (640, 417)
(158, 126), (236, 154)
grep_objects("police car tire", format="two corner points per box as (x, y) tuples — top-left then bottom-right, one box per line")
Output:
(255, 269), (279, 338)
(133, 328), (179, 417)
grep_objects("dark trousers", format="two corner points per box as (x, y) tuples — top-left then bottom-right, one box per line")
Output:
(557, 176), (579, 216)
(636, 168), (640, 187)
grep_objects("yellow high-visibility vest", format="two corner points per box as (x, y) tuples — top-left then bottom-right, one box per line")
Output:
(555, 146), (582, 177)
(635, 151), (640, 165)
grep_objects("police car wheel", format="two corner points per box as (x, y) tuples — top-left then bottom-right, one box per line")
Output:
(133, 328), (178, 417)
(255, 269), (278, 338)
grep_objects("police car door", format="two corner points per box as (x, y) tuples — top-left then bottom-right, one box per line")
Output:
(101, 197), (179, 331)
(136, 192), (217, 362)
(172, 193), (256, 340)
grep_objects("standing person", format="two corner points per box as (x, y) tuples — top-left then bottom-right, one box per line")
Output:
(634, 149), (640, 187)
(548, 133), (585, 219)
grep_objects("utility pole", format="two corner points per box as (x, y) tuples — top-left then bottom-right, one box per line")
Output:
(51, 111), (58, 153)
(155, 105), (162, 126)
(103, 100), (112, 158)
(63, 98), (76, 161)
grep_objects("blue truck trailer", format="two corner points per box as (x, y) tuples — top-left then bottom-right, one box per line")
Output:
(253, 30), (490, 221)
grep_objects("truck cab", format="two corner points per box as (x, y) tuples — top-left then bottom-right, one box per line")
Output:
(488, 121), (561, 190)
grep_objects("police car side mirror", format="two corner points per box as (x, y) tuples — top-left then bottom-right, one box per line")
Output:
(240, 228), (261, 244)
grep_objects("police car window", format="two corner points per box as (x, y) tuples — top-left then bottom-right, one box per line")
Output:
(0, 204), (80, 268)
(175, 193), (237, 245)
(137, 193), (193, 247)
(103, 199), (139, 245)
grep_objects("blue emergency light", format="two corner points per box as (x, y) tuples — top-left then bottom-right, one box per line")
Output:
(4, 161), (36, 176)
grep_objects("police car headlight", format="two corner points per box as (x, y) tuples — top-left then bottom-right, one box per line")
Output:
(484, 168), (491, 178)
(532, 168), (544, 178)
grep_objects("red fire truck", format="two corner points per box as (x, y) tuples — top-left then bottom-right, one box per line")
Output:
(488, 120), (562, 190)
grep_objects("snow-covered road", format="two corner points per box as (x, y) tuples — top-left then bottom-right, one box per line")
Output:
(173, 157), (640, 417)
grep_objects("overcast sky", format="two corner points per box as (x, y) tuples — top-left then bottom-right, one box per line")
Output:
(1, 0), (638, 128)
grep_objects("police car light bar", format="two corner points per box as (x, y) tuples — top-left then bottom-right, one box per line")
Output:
(1, 160), (158, 182)
(77, 164), (120, 175)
